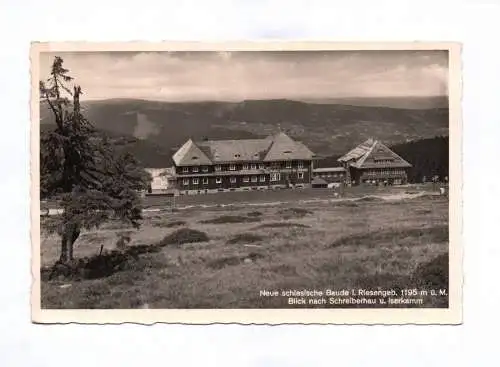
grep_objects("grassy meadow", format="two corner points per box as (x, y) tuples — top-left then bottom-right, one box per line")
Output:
(40, 186), (449, 309)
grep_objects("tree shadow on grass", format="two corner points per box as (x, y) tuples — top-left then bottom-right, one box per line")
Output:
(41, 243), (163, 281)
(42, 228), (210, 282)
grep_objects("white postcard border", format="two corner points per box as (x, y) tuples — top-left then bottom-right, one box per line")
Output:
(30, 41), (462, 325)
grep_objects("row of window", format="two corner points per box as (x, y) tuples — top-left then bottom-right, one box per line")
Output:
(180, 161), (305, 173)
(184, 166), (209, 173)
(316, 173), (344, 178)
(363, 178), (403, 183)
(181, 172), (304, 186)
(363, 169), (406, 175)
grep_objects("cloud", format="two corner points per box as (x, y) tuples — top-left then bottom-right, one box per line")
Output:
(421, 63), (448, 81)
(39, 50), (449, 101)
(133, 113), (160, 140)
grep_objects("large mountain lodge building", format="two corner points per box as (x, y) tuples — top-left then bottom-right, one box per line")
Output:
(165, 134), (413, 195)
(172, 132), (315, 195)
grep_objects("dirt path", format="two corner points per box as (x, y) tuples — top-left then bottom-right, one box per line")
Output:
(42, 190), (440, 216)
(151, 191), (437, 211)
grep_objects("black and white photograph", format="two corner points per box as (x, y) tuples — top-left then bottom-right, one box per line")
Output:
(31, 42), (462, 324)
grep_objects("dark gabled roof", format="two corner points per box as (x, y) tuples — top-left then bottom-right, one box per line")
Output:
(338, 139), (412, 169)
(263, 132), (315, 161)
(172, 132), (315, 166)
(172, 139), (212, 166)
(197, 138), (270, 163)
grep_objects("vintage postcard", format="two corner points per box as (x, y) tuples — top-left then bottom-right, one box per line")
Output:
(31, 41), (462, 324)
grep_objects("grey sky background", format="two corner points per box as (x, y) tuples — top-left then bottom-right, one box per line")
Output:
(39, 50), (449, 102)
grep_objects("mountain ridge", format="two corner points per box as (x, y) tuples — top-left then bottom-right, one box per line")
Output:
(65, 95), (448, 109)
(40, 98), (449, 166)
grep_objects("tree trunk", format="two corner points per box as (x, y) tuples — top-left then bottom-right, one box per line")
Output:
(60, 235), (68, 263)
(59, 222), (81, 262)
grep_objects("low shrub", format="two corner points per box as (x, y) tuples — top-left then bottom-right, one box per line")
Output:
(159, 228), (209, 246)
(256, 222), (310, 229)
(42, 252), (132, 281)
(41, 240), (166, 281)
(126, 243), (162, 257)
(278, 207), (313, 219)
(227, 233), (263, 244)
(247, 211), (263, 217)
(330, 225), (448, 248)
(153, 220), (186, 228)
(246, 252), (265, 261)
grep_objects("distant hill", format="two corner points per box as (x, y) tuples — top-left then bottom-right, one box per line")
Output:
(40, 124), (175, 168)
(302, 96), (448, 110)
(40, 98), (449, 164)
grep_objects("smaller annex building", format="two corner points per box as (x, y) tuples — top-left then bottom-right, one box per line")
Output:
(338, 139), (412, 186)
(311, 176), (328, 188)
(312, 167), (346, 185)
(144, 167), (176, 195)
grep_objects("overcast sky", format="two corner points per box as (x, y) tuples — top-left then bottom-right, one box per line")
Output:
(39, 50), (448, 102)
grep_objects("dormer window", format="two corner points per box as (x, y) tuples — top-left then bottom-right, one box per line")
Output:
(253, 153), (259, 159)
(192, 156), (198, 160)
(234, 153), (241, 158)
(283, 150), (292, 154)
